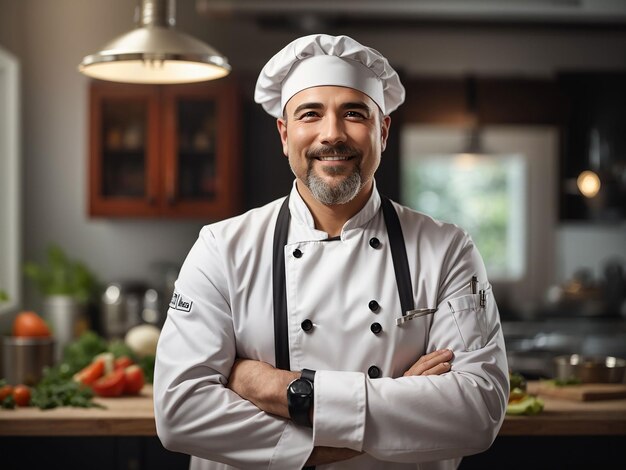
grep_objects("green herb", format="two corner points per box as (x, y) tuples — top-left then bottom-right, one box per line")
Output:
(61, 330), (108, 374)
(1, 395), (16, 409)
(0, 290), (9, 302)
(553, 377), (582, 386)
(509, 371), (527, 392)
(24, 244), (99, 304)
(107, 339), (137, 360)
(31, 366), (104, 410)
(138, 354), (155, 384)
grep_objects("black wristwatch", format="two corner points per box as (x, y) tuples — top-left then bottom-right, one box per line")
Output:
(287, 368), (316, 427)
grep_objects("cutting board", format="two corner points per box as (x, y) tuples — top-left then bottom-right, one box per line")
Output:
(533, 382), (626, 401)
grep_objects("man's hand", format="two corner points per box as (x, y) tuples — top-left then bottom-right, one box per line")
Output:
(403, 349), (453, 377)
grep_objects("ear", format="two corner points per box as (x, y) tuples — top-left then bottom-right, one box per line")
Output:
(276, 118), (289, 157)
(380, 115), (392, 152)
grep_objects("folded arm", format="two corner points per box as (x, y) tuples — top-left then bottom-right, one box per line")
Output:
(227, 349), (454, 466)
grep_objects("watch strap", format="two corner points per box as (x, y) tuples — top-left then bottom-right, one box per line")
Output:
(301, 368), (316, 383)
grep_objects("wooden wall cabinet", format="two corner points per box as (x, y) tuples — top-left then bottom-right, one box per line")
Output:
(88, 79), (241, 219)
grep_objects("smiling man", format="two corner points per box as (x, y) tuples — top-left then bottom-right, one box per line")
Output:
(278, 85), (389, 236)
(154, 34), (509, 470)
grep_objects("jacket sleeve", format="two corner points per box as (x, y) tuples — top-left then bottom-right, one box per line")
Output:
(153, 226), (313, 470)
(312, 229), (510, 463)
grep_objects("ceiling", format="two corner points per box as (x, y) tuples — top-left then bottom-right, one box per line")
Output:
(195, 0), (626, 30)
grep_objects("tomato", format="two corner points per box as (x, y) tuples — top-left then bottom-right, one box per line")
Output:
(12, 311), (51, 337)
(123, 365), (145, 395)
(73, 359), (105, 386)
(114, 356), (134, 370)
(12, 385), (31, 406)
(92, 368), (126, 397)
(0, 384), (13, 401)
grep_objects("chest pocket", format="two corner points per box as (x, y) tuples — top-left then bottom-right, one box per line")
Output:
(447, 285), (493, 352)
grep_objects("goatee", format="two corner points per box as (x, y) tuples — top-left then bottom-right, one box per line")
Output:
(303, 144), (363, 205)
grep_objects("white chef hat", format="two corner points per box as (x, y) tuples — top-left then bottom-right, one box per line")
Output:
(255, 34), (405, 118)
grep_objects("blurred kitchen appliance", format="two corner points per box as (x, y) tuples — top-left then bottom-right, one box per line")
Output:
(100, 281), (161, 339)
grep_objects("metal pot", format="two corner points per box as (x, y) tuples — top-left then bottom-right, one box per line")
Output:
(2, 336), (55, 386)
(553, 354), (626, 383)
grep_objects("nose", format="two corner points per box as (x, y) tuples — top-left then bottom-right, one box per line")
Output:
(319, 114), (347, 146)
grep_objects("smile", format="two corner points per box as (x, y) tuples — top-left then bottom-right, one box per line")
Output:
(316, 156), (354, 161)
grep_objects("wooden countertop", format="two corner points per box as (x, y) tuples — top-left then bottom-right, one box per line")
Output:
(0, 386), (157, 436)
(1, 383), (625, 437)
(500, 382), (626, 436)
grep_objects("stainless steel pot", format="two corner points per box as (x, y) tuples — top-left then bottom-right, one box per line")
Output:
(2, 336), (55, 386)
(553, 354), (626, 383)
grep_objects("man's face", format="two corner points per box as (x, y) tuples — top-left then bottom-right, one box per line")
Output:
(277, 86), (391, 205)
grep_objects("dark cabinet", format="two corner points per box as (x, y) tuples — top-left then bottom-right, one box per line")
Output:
(558, 71), (626, 222)
(89, 79), (241, 219)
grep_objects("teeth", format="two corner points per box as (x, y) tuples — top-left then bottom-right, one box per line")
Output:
(318, 156), (350, 161)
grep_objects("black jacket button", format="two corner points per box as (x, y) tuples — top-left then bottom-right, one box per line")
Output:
(301, 319), (313, 332)
(369, 237), (380, 249)
(370, 322), (382, 335)
(293, 248), (303, 258)
(368, 365), (381, 378)
(368, 300), (379, 312)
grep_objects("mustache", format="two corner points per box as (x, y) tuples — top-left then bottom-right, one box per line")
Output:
(306, 144), (362, 159)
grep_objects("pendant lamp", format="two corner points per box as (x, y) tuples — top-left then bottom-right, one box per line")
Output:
(79, 0), (230, 84)
(459, 76), (486, 158)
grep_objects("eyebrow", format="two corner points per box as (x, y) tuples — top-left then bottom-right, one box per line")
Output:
(292, 102), (324, 116)
(291, 101), (373, 117)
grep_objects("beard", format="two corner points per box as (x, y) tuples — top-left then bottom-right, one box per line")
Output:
(300, 144), (363, 205)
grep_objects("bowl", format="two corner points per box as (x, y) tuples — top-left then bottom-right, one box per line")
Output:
(553, 354), (626, 383)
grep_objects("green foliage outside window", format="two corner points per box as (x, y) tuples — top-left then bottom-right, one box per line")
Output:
(402, 154), (525, 279)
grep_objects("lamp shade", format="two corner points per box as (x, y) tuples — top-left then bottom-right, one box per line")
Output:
(78, 0), (230, 84)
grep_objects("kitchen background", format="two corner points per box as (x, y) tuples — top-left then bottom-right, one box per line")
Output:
(1, 0), (626, 378)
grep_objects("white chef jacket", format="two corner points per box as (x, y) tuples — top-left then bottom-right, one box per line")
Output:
(154, 181), (509, 470)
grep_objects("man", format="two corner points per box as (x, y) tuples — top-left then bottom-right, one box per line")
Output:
(154, 34), (509, 470)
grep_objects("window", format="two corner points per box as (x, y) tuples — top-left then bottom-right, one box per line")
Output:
(401, 151), (526, 280)
(401, 125), (558, 311)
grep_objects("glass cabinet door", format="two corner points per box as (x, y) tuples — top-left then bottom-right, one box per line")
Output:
(89, 83), (160, 217)
(101, 100), (147, 198)
(175, 99), (217, 201)
(161, 82), (241, 219)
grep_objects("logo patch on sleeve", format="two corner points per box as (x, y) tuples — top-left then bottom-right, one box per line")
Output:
(169, 291), (193, 312)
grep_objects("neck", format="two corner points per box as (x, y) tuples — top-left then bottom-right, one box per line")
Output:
(296, 180), (373, 237)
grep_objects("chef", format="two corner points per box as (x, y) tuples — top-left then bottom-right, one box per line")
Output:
(153, 34), (509, 470)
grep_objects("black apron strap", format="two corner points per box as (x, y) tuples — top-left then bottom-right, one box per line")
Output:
(272, 196), (292, 370)
(380, 195), (415, 316)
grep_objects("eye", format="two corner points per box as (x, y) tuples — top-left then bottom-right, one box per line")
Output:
(297, 111), (320, 120)
(345, 110), (367, 120)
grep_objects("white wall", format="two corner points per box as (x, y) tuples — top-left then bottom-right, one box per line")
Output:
(1, 0), (625, 314)
(557, 224), (626, 281)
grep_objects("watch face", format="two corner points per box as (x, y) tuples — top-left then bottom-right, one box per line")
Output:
(290, 379), (312, 396)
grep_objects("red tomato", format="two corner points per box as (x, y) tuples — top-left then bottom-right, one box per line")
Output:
(92, 368), (126, 397)
(12, 311), (51, 337)
(123, 365), (145, 395)
(12, 385), (31, 406)
(73, 359), (105, 386)
(114, 356), (134, 370)
(0, 384), (13, 401)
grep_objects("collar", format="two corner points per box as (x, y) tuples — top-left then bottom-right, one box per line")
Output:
(287, 179), (382, 241)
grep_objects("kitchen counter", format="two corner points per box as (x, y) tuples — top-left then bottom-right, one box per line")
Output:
(1, 383), (625, 437)
(0, 386), (157, 436)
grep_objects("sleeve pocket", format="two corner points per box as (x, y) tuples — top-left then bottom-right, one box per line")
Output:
(447, 286), (492, 352)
